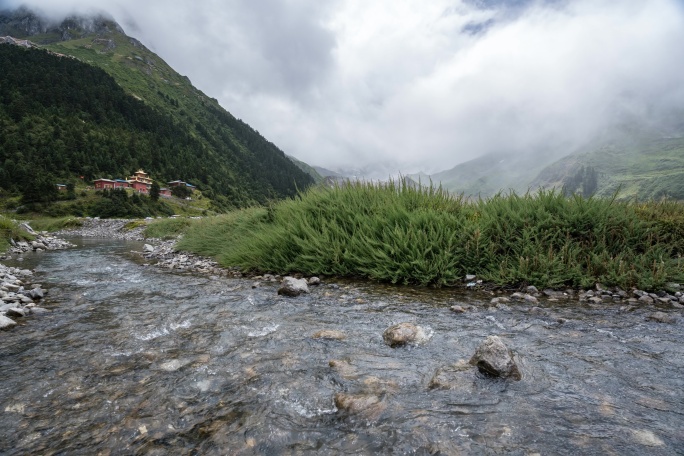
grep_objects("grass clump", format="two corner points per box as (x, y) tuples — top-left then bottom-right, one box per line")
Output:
(176, 181), (684, 290)
(144, 217), (193, 239)
(24, 217), (82, 232)
(0, 216), (35, 252)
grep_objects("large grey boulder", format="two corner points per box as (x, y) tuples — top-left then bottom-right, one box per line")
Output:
(277, 277), (309, 297)
(0, 315), (17, 330)
(469, 335), (521, 380)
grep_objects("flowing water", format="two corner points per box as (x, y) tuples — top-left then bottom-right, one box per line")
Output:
(1, 238), (683, 455)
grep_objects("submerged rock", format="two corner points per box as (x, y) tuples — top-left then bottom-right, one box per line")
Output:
(646, 312), (677, 324)
(382, 322), (422, 347)
(469, 335), (521, 380)
(428, 359), (475, 390)
(329, 359), (358, 379)
(334, 392), (382, 415)
(312, 329), (346, 340)
(277, 277), (310, 297)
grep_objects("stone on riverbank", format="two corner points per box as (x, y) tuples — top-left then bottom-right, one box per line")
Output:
(277, 277), (309, 297)
(5, 307), (27, 318)
(0, 315), (17, 329)
(469, 335), (521, 380)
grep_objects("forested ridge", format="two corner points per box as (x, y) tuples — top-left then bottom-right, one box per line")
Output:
(0, 44), (314, 209)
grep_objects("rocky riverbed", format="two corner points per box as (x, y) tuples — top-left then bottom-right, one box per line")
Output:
(54, 217), (147, 241)
(0, 223), (72, 330)
(2, 234), (683, 454)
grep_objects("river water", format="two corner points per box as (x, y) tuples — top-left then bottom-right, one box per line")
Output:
(1, 238), (683, 455)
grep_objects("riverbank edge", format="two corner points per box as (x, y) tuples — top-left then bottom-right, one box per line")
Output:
(0, 223), (74, 330)
(63, 218), (684, 313)
(2, 218), (683, 332)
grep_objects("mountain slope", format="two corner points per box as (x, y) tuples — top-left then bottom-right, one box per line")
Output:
(429, 149), (567, 197)
(530, 135), (684, 200)
(0, 8), (314, 209)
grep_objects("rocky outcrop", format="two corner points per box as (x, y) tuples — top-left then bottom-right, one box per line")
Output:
(469, 335), (521, 380)
(277, 277), (309, 297)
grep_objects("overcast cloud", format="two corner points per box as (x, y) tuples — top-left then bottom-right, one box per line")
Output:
(4, 0), (684, 175)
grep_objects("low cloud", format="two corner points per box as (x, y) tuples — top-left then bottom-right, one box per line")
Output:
(7, 0), (684, 175)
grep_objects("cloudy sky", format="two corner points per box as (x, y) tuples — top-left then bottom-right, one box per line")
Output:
(4, 0), (684, 175)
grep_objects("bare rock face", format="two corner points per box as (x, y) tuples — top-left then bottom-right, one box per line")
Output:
(277, 277), (310, 297)
(382, 322), (420, 347)
(469, 335), (521, 380)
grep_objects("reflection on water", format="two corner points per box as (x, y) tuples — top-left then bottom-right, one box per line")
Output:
(1, 238), (683, 454)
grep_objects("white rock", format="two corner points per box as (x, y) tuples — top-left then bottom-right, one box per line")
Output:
(0, 315), (17, 330)
(277, 277), (310, 297)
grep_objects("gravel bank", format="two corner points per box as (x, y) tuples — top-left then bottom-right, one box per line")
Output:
(54, 218), (146, 241)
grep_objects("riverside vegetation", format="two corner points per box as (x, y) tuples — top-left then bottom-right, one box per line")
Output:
(141, 181), (684, 291)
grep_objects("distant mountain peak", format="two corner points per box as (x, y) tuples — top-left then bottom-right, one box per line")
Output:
(0, 6), (123, 44)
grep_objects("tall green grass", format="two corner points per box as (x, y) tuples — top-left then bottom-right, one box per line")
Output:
(23, 217), (83, 232)
(0, 216), (35, 252)
(174, 181), (684, 290)
(144, 217), (193, 239)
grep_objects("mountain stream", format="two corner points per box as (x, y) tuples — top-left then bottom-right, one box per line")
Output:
(1, 238), (683, 455)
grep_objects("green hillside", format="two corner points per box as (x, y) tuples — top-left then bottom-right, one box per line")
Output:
(0, 10), (314, 210)
(430, 150), (565, 198)
(530, 136), (684, 200)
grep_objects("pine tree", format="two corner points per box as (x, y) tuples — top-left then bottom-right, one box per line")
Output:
(150, 181), (160, 202)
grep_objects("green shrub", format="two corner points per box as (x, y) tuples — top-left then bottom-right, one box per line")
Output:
(174, 181), (684, 290)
